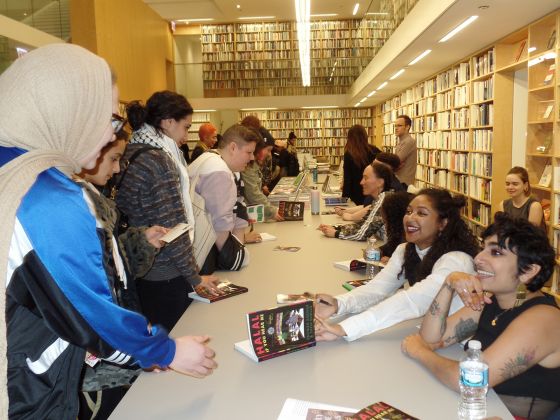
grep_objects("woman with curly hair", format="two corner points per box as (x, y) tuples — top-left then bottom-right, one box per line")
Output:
(314, 188), (479, 342)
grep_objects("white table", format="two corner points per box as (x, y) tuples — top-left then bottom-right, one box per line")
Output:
(110, 211), (514, 420)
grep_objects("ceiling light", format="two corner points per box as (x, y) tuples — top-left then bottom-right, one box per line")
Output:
(311, 13), (338, 17)
(301, 106), (339, 109)
(176, 18), (214, 23)
(238, 16), (275, 20)
(439, 16), (478, 43)
(295, 0), (311, 87)
(408, 49), (431, 65)
(236, 4), (241, 9)
(528, 52), (556, 67)
(389, 69), (405, 80)
(366, 12), (388, 15)
(377, 81), (388, 90)
(195, 109), (217, 112)
(361, 97), (368, 102)
(240, 107), (278, 111)
(528, 47), (536, 53)
(367, 90), (376, 98)
(352, 3), (360, 16)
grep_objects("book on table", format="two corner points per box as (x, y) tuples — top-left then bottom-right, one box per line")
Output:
(347, 401), (419, 420)
(188, 280), (248, 303)
(278, 200), (305, 221)
(247, 204), (265, 223)
(234, 300), (315, 362)
(334, 258), (367, 271)
(342, 279), (371, 291)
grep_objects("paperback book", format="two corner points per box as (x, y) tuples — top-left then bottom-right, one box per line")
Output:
(188, 280), (248, 303)
(247, 204), (265, 223)
(234, 300), (315, 362)
(333, 259), (367, 272)
(342, 279), (371, 291)
(347, 401), (419, 420)
(279, 201), (305, 221)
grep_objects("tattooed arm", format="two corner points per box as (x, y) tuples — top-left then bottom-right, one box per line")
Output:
(420, 272), (482, 347)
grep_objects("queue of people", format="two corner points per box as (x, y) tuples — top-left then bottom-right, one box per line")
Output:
(1, 44), (558, 420)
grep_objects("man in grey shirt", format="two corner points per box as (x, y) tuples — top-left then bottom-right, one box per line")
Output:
(394, 114), (416, 186)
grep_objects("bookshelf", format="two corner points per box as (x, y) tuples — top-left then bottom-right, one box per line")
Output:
(201, 19), (393, 98)
(239, 108), (374, 165)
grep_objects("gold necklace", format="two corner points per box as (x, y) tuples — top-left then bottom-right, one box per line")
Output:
(491, 308), (513, 326)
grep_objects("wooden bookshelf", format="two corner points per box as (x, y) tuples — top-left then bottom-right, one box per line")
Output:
(201, 19), (393, 98)
(239, 108), (374, 165)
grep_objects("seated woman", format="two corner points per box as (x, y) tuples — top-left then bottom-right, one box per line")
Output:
(498, 166), (545, 230)
(315, 188), (479, 341)
(318, 161), (392, 241)
(402, 213), (560, 419)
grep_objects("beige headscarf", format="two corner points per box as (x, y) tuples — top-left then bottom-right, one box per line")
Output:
(0, 43), (112, 417)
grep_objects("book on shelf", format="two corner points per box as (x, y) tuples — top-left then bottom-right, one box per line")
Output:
(347, 401), (419, 420)
(543, 64), (555, 85)
(188, 280), (248, 303)
(247, 204), (265, 223)
(278, 201), (305, 221)
(234, 300), (316, 362)
(538, 164), (553, 187)
(546, 29), (556, 50)
(342, 279), (371, 291)
(542, 104), (554, 120)
(514, 39), (527, 62)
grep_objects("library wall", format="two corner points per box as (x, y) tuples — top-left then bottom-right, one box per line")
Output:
(70, 0), (172, 102)
(175, 35), (204, 99)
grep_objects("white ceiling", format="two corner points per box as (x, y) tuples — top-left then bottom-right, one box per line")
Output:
(144, 0), (560, 107)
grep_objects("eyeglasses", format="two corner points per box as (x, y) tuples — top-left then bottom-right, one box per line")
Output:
(112, 113), (127, 133)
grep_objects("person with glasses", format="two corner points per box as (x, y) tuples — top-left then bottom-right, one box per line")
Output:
(394, 114), (417, 186)
(0, 44), (217, 420)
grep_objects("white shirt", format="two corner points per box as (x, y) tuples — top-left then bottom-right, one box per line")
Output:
(335, 243), (475, 341)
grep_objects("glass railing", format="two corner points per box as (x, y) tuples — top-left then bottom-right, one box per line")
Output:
(0, 35), (34, 74)
(0, 0), (70, 40)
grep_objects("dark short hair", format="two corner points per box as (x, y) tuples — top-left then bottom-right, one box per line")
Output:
(482, 212), (555, 291)
(397, 114), (412, 127)
(375, 152), (401, 171)
(370, 161), (393, 193)
(221, 124), (261, 149)
(126, 91), (193, 132)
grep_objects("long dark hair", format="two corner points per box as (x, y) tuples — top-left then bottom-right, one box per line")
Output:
(126, 90), (193, 132)
(345, 125), (372, 169)
(402, 188), (479, 285)
(380, 191), (412, 258)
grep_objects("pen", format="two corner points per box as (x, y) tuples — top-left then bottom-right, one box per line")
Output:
(317, 298), (333, 306)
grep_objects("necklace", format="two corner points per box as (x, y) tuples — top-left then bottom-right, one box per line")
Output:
(491, 308), (513, 326)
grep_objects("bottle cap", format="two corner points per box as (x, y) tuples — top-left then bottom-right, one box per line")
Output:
(468, 340), (481, 350)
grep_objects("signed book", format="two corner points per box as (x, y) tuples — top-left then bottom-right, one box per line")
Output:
(234, 300), (315, 362)
(188, 280), (248, 303)
(278, 200), (305, 221)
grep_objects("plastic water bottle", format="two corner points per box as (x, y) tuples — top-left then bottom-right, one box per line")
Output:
(458, 340), (488, 420)
(364, 237), (381, 280)
(310, 186), (320, 215)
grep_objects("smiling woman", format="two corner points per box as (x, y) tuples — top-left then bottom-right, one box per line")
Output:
(314, 188), (480, 342)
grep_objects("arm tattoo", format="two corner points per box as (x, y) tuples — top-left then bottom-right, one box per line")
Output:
(500, 350), (536, 381)
(444, 318), (478, 344)
(444, 282), (454, 292)
(440, 315), (447, 336)
(429, 299), (441, 316)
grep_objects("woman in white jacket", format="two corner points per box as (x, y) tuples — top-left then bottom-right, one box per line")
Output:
(315, 188), (479, 341)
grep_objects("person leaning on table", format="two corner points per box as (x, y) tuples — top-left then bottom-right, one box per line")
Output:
(314, 188), (479, 342)
(0, 44), (216, 420)
(402, 213), (560, 420)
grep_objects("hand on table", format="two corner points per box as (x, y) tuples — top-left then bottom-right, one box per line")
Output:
(245, 230), (262, 243)
(314, 317), (346, 342)
(314, 293), (338, 319)
(196, 275), (222, 296)
(317, 224), (336, 238)
(334, 206), (345, 216)
(170, 335), (217, 378)
(144, 225), (169, 248)
(401, 333), (435, 359)
(445, 271), (491, 311)
(273, 210), (284, 222)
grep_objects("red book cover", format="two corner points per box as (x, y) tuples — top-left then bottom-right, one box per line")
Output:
(348, 401), (419, 420)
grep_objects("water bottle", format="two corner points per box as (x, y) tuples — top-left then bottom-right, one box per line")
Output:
(458, 340), (488, 420)
(310, 186), (320, 215)
(364, 236), (381, 280)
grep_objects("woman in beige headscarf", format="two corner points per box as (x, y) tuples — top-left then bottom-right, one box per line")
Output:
(0, 44), (216, 419)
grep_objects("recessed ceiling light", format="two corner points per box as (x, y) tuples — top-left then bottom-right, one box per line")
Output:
(354, 103), (361, 107)
(528, 47), (537, 53)
(366, 12), (388, 15)
(301, 106), (339, 109)
(389, 69), (405, 80)
(409, 49), (432, 65)
(195, 109), (217, 112)
(236, 4), (241, 9)
(439, 16), (479, 43)
(352, 3), (359, 16)
(311, 13), (338, 17)
(238, 16), (275, 20)
(367, 90), (376, 97)
(240, 107), (278, 111)
(377, 81), (388, 90)
(176, 18), (214, 23)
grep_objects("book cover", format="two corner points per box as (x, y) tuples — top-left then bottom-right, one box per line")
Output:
(279, 200), (305, 221)
(342, 279), (371, 291)
(333, 259), (367, 272)
(324, 196), (349, 206)
(347, 401), (419, 420)
(247, 204), (265, 223)
(277, 398), (358, 420)
(188, 280), (248, 303)
(235, 300), (316, 362)
(277, 293), (313, 304)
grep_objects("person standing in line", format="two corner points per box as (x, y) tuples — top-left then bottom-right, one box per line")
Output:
(0, 44), (216, 420)
(116, 91), (220, 332)
(191, 122), (218, 162)
(498, 166), (545, 230)
(342, 124), (380, 206)
(394, 114), (417, 186)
